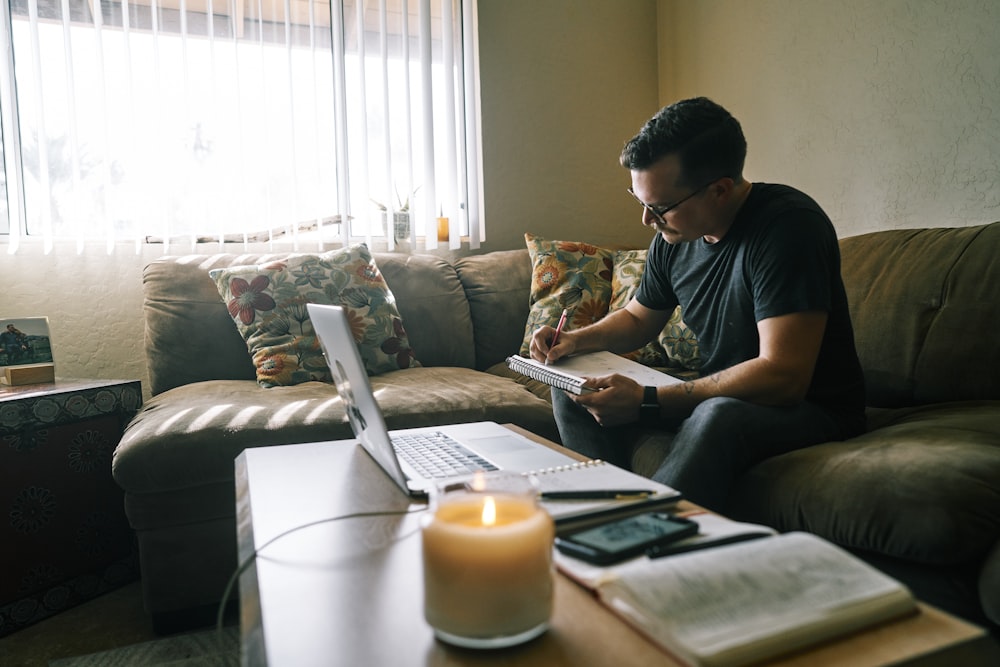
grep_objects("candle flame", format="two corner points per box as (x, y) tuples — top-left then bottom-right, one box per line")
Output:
(482, 495), (496, 526)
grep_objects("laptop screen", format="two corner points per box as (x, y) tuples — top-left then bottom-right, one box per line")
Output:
(306, 303), (412, 493)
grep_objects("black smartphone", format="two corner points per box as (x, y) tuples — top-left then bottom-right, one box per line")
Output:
(554, 511), (698, 565)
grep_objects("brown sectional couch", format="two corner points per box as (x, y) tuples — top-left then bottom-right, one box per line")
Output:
(113, 223), (1000, 633)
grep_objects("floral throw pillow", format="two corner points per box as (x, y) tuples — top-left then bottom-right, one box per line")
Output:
(659, 305), (700, 371)
(610, 249), (669, 367)
(520, 233), (614, 356)
(612, 249), (700, 371)
(210, 245), (420, 388)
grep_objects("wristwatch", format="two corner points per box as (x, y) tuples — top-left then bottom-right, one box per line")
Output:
(639, 385), (660, 424)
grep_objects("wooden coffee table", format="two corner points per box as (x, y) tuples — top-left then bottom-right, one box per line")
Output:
(236, 425), (997, 666)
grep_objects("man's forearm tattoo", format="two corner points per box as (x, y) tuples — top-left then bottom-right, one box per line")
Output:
(684, 372), (722, 396)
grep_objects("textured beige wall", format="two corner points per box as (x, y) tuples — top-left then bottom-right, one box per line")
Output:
(658, 0), (1000, 237)
(3, 243), (156, 394)
(477, 0), (660, 249)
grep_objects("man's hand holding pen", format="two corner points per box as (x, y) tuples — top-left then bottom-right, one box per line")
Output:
(529, 308), (577, 365)
(529, 317), (646, 426)
(546, 308), (569, 366)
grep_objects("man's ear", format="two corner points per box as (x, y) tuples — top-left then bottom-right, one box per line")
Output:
(709, 177), (735, 202)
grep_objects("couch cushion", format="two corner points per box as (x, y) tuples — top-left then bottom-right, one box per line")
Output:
(374, 252), (477, 370)
(840, 222), (1000, 407)
(113, 370), (559, 497)
(454, 249), (532, 371)
(143, 255), (260, 395)
(486, 361), (553, 402)
(913, 222), (1000, 403)
(209, 245), (419, 387)
(724, 401), (1000, 566)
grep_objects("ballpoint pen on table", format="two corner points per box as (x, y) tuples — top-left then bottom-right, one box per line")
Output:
(539, 490), (658, 500)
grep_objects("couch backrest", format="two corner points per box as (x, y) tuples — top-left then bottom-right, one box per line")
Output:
(840, 221), (1000, 407)
(143, 251), (476, 396)
(374, 252), (476, 370)
(454, 249), (532, 370)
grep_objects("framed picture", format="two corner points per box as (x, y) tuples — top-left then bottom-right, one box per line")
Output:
(1, 317), (55, 385)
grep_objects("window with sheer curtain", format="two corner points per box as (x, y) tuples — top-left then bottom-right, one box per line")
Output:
(0, 0), (482, 254)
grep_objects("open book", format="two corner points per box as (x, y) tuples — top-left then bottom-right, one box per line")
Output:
(526, 459), (681, 531)
(507, 351), (682, 395)
(556, 531), (917, 667)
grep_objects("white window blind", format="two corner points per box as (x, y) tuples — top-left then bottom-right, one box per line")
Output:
(0, 0), (483, 254)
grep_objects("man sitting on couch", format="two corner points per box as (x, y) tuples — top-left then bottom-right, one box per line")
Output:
(531, 97), (866, 512)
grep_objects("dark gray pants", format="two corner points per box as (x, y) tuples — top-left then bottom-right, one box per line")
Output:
(551, 389), (850, 512)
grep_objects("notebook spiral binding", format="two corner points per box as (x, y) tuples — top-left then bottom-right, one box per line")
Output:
(506, 355), (588, 393)
(522, 459), (605, 477)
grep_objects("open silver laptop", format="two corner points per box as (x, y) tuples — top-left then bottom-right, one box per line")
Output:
(306, 303), (576, 497)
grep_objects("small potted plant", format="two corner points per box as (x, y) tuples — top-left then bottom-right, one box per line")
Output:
(372, 186), (420, 241)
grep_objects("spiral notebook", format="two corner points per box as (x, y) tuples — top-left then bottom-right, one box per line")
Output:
(507, 351), (682, 395)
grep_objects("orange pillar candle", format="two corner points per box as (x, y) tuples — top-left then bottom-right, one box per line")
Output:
(436, 215), (449, 243)
(422, 475), (554, 648)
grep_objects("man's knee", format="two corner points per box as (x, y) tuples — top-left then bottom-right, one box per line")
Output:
(551, 386), (572, 408)
(550, 388), (595, 434)
(551, 388), (578, 419)
(685, 397), (753, 434)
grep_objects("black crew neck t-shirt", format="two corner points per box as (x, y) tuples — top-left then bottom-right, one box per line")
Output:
(635, 183), (865, 419)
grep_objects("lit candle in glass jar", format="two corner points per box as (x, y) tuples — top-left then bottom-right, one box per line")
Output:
(422, 474), (554, 648)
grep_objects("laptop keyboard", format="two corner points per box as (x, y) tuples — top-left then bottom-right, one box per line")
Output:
(392, 431), (499, 479)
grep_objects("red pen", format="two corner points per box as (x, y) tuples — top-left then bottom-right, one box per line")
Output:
(546, 308), (569, 365)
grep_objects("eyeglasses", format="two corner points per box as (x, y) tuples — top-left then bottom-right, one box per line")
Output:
(627, 179), (718, 225)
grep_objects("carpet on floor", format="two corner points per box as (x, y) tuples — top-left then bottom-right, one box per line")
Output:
(48, 625), (239, 666)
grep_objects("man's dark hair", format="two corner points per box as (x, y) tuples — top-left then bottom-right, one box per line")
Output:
(620, 97), (747, 187)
